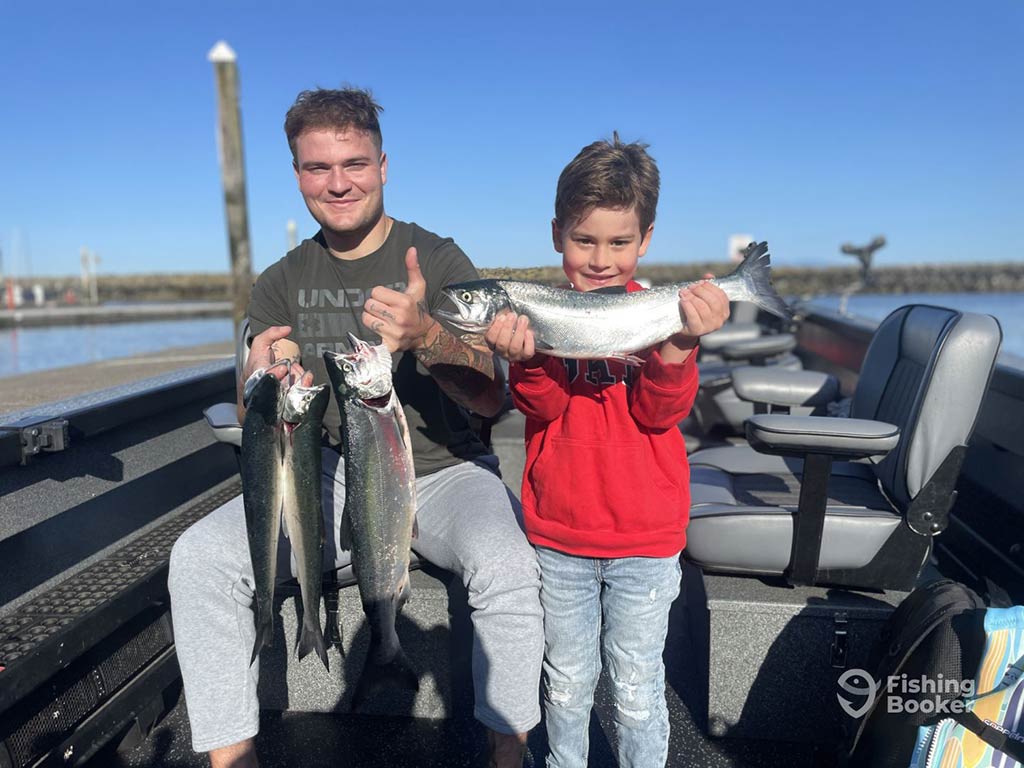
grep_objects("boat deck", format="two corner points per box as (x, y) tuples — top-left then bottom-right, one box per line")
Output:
(95, 591), (822, 768)
(3, 308), (1022, 768)
(95, 414), (824, 767)
(0, 371), (822, 767)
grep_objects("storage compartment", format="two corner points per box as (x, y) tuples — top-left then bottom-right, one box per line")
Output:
(690, 570), (905, 746)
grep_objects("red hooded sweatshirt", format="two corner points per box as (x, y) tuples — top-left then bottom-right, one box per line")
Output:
(509, 280), (699, 559)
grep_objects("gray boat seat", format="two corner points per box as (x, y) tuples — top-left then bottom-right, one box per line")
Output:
(685, 305), (1002, 591)
(699, 300), (797, 367)
(691, 300), (804, 435)
(204, 401), (242, 447)
(729, 298), (759, 325)
(201, 316), (250, 448)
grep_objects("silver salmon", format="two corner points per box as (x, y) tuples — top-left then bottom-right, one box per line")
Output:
(240, 363), (330, 669)
(280, 382), (330, 669)
(435, 240), (791, 363)
(323, 335), (418, 708)
(240, 368), (284, 665)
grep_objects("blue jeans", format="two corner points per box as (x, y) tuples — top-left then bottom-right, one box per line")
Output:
(536, 547), (682, 768)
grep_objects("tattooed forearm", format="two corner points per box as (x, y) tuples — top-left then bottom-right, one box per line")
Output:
(415, 329), (493, 373)
(414, 321), (505, 416)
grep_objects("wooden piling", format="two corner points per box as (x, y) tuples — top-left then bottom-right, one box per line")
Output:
(208, 41), (253, 337)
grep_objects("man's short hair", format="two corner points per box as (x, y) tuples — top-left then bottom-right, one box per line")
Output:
(284, 87), (384, 161)
(554, 132), (660, 233)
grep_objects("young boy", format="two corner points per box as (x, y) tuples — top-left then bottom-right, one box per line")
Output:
(485, 134), (730, 767)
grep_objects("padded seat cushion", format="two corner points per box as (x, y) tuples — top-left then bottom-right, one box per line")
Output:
(203, 402), (242, 448)
(689, 444), (877, 483)
(698, 353), (803, 388)
(687, 464), (900, 574)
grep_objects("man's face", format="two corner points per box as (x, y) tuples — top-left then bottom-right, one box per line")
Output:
(553, 206), (653, 291)
(293, 128), (387, 240)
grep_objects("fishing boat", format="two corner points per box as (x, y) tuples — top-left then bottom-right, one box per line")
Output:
(0, 300), (1021, 767)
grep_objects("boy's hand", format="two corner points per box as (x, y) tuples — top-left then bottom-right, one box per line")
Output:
(485, 312), (544, 367)
(660, 274), (731, 363)
(677, 276), (730, 337)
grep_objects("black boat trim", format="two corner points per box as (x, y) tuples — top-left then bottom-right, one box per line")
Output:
(0, 361), (234, 470)
(0, 478), (240, 718)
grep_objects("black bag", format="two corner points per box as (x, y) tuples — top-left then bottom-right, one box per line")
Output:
(845, 579), (988, 767)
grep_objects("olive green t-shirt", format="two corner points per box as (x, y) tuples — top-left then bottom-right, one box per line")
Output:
(247, 220), (488, 476)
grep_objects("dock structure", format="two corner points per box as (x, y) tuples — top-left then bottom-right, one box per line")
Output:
(0, 302), (231, 329)
(0, 341), (233, 416)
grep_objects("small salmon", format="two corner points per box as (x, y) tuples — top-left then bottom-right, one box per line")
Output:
(436, 241), (790, 364)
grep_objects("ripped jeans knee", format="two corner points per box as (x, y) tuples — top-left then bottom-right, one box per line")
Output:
(544, 677), (596, 712)
(609, 671), (663, 725)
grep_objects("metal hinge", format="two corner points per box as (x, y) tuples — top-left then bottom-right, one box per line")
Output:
(20, 419), (69, 464)
(830, 613), (850, 669)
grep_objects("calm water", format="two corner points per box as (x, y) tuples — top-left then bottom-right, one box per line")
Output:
(0, 318), (234, 378)
(800, 292), (1024, 362)
(1, 293), (1021, 379)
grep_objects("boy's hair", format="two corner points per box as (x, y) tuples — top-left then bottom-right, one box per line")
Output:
(284, 87), (384, 162)
(554, 131), (660, 233)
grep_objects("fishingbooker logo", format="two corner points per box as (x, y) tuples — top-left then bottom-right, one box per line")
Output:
(837, 669), (975, 719)
(836, 669), (878, 718)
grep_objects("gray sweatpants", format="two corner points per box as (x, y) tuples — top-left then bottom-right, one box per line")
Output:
(168, 450), (543, 753)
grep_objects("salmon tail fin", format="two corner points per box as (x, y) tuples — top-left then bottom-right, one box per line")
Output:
(296, 614), (330, 671)
(731, 241), (792, 320)
(251, 609), (274, 666)
(350, 647), (419, 711)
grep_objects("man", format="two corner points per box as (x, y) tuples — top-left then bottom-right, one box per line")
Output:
(168, 88), (542, 768)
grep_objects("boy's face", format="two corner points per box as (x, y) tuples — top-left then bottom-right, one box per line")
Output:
(553, 206), (653, 291)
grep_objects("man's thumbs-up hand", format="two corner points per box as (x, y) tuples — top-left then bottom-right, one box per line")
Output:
(363, 246), (438, 353)
(403, 247), (427, 305)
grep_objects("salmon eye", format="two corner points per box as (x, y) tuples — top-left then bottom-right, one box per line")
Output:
(460, 291), (473, 303)
(342, 363), (353, 373)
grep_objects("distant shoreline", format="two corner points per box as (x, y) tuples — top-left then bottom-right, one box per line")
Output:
(3, 262), (1023, 303)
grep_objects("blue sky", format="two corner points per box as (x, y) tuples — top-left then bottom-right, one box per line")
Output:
(1, 1), (1021, 276)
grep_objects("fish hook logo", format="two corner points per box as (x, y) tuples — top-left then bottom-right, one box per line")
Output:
(837, 668), (879, 719)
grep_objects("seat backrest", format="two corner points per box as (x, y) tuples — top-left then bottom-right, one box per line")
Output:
(730, 300), (760, 325)
(851, 305), (1001, 509)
